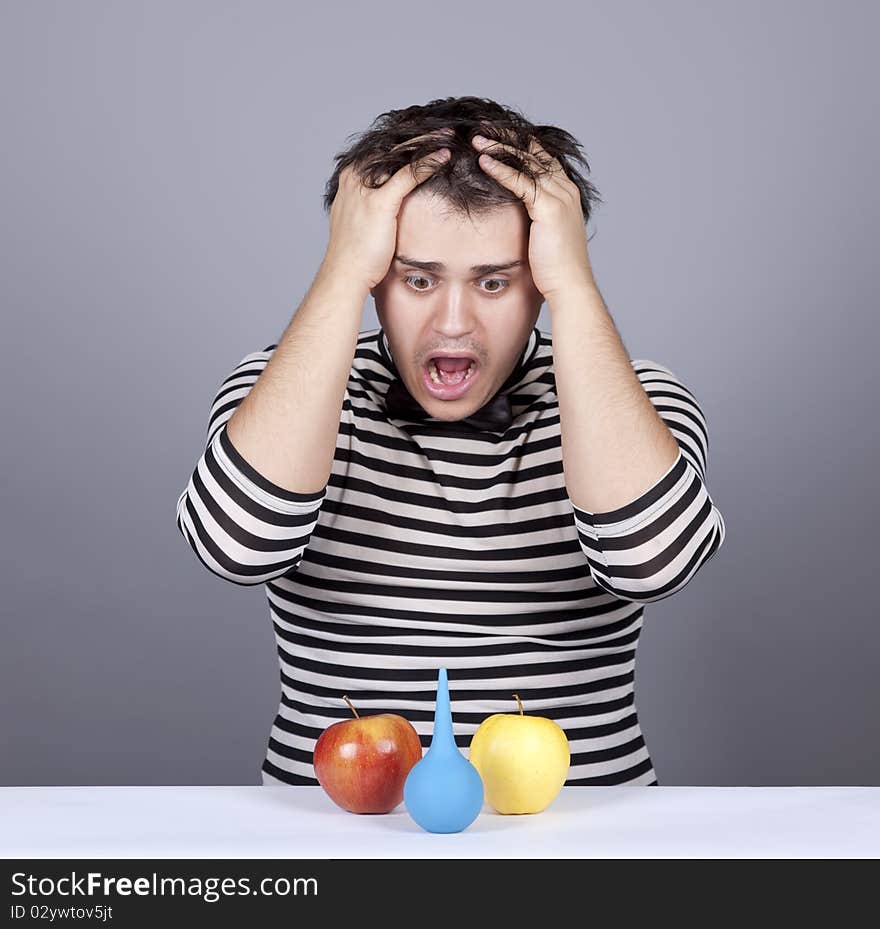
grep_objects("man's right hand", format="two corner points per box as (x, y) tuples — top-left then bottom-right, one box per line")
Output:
(320, 130), (454, 290)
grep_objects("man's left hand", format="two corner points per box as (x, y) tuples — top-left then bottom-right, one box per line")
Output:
(471, 133), (595, 300)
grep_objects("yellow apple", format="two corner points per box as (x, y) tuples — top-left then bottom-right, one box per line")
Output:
(468, 694), (570, 814)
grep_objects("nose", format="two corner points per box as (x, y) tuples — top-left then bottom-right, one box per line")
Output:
(430, 283), (479, 343)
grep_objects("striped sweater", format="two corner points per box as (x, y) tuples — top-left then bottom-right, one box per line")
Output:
(175, 325), (726, 786)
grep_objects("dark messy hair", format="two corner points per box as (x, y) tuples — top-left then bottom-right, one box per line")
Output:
(322, 96), (603, 228)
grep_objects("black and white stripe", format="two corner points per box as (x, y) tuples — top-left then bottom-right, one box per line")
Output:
(176, 326), (725, 787)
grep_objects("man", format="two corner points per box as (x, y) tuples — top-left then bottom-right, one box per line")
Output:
(175, 97), (726, 787)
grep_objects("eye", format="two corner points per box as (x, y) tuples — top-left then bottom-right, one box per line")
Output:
(403, 274), (433, 291)
(402, 275), (510, 296)
(479, 278), (509, 295)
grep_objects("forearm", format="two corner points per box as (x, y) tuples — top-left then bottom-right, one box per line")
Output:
(549, 280), (681, 514)
(225, 261), (369, 494)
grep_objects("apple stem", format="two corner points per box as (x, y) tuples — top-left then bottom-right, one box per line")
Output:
(513, 693), (523, 716)
(342, 695), (360, 719)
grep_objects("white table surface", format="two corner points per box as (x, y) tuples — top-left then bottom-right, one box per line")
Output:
(2, 786), (878, 859)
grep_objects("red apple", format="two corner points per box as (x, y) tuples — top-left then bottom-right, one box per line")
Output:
(313, 696), (423, 814)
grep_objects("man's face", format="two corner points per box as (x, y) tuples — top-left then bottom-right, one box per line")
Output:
(371, 191), (544, 422)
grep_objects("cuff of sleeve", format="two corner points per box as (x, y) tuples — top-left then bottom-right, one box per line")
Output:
(213, 422), (328, 513)
(571, 449), (688, 538)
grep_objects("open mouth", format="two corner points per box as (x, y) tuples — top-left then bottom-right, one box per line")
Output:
(421, 354), (481, 400)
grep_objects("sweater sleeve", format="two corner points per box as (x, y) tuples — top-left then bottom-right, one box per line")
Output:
(570, 359), (726, 603)
(175, 345), (329, 586)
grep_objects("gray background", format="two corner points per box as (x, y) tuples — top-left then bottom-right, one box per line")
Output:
(2, 0), (877, 786)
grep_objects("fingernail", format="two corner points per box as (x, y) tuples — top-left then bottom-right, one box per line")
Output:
(472, 134), (488, 145)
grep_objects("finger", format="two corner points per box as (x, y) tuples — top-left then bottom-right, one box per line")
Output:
(375, 147), (445, 185)
(525, 138), (580, 203)
(474, 148), (536, 209)
(475, 136), (573, 208)
(371, 128), (455, 185)
(526, 137), (567, 176)
(474, 122), (517, 146)
(474, 135), (564, 177)
(473, 135), (541, 167)
(382, 147), (451, 195)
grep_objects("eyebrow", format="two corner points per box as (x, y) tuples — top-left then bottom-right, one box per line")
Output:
(394, 254), (525, 275)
